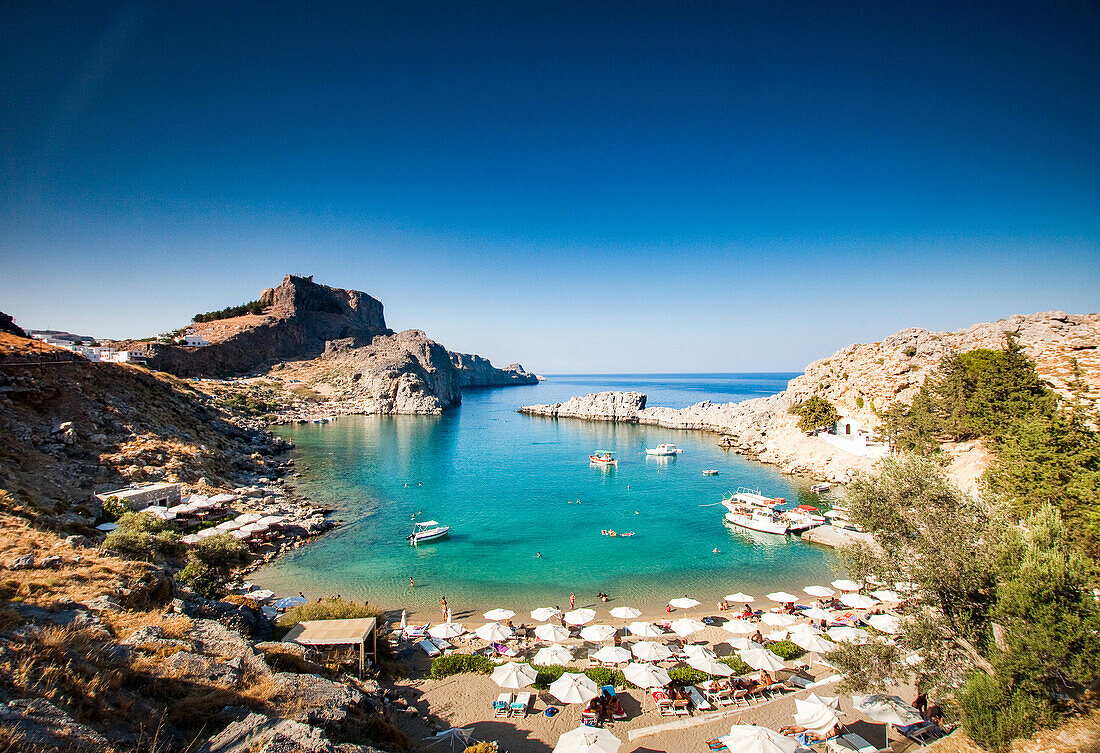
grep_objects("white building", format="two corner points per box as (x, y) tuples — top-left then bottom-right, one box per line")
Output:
(182, 334), (211, 347)
(818, 416), (889, 459)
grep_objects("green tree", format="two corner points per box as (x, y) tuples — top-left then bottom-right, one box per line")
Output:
(879, 385), (941, 456)
(177, 533), (250, 599)
(103, 512), (184, 561)
(791, 395), (840, 432)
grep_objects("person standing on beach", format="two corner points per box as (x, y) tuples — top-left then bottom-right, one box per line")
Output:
(409, 577), (415, 589)
(569, 592), (576, 609)
(440, 596), (448, 622)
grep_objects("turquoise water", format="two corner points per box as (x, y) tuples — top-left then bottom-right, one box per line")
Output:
(251, 374), (844, 614)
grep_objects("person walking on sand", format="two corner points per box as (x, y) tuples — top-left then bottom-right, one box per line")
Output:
(569, 592), (576, 609)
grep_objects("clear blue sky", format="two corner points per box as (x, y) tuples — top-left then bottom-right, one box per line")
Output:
(2, 1), (1097, 372)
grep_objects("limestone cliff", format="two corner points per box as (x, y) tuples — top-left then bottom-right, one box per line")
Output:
(520, 391), (647, 420)
(449, 351), (539, 387)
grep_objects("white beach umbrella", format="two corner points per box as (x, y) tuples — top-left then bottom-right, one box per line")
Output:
(804, 693), (842, 710)
(726, 636), (753, 650)
(425, 727), (476, 752)
(725, 592), (755, 603)
(739, 646), (786, 671)
(792, 632), (837, 656)
(840, 593), (878, 610)
(761, 612), (799, 627)
(631, 641), (672, 662)
(230, 529), (251, 540)
(766, 591), (799, 604)
(483, 608), (515, 621)
(591, 645), (632, 664)
(722, 619), (758, 635)
(609, 606), (641, 620)
(793, 699), (840, 735)
(764, 629), (789, 642)
(831, 579), (862, 592)
(670, 618), (707, 638)
(534, 644), (575, 665)
(214, 520), (244, 531)
(475, 622), (512, 642)
(181, 534), (200, 545)
(804, 585), (835, 598)
(623, 662), (671, 689)
(400, 610), (407, 631)
(627, 621), (664, 638)
(535, 624), (570, 642)
(718, 725), (799, 753)
(684, 644), (717, 661)
(549, 672), (599, 705)
(688, 656), (734, 677)
(239, 522), (269, 535)
(868, 614), (901, 634)
(531, 607), (561, 622)
(428, 622), (466, 639)
(580, 624), (617, 642)
(871, 589), (902, 602)
(800, 607), (834, 621)
(894, 581), (920, 593)
(234, 513), (262, 524)
(852, 694), (923, 726)
(195, 527), (220, 538)
(491, 661), (538, 689)
(668, 597), (701, 609)
(552, 725), (621, 753)
(828, 626), (870, 645)
(564, 608), (596, 625)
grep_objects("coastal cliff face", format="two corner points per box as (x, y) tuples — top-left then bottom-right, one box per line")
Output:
(449, 351), (539, 387)
(518, 312), (1100, 484)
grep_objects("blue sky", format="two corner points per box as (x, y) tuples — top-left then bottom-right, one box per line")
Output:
(1, 1), (1097, 372)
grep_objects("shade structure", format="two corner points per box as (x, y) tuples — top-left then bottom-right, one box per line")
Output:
(668, 597), (701, 609)
(739, 646), (786, 671)
(631, 641), (672, 662)
(801, 607), (834, 621)
(831, 579), (862, 592)
(793, 699), (840, 734)
(552, 725), (621, 753)
(491, 661), (538, 689)
(727, 636), (753, 650)
(766, 591), (799, 604)
(244, 589), (274, 602)
(867, 614), (901, 634)
(234, 513), (262, 524)
(852, 695), (924, 726)
(871, 589), (902, 602)
(180, 534), (200, 545)
(272, 595), (307, 610)
(195, 527), (220, 539)
(591, 645), (632, 664)
(483, 608), (515, 621)
(804, 693), (842, 710)
(670, 618), (707, 638)
(828, 626), (870, 645)
(627, 621), (664, 638)
(688, 656), (734, 676)
(257, 515), (285, 527)
(789, 622), (824, 637)
(580, 624), (617, 642)
(764, 629), (789, 642)
(564, 608), (596, 625)
(534, 644), (575, 665)
(475, 622), (512, 642)
(531, 607), (561, 622)
(719, 725), (799, 753)
(840, 593), (878, 609)
(609, 606), (641, 620)
(214, 520), (244, 531)
(535, 624), (570, 642)
(683, 644), (717, 661)
(428, 622), (466, 639)
(230, 529), (251, 540)
(623, 662), (671, 689)
(549, 672), (599, 705)
(239, 522), (269, 535)
(761, 612), (798, 627)
(426, 727), (476, 752)
(792, 632), (837, 654)
(722, 619), (758, 635)
(804, 585), (835, 598)
(725, 593), (755, 603)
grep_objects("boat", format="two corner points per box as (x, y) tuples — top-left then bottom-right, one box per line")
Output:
(825, 504), (865, 532)
(811, 482), (832, 493)
(645, 443), (684, 456)
(407, 519), (451, 544)
(703, 469), (719, 476)
(589, 451), (617, 465)
(719, 487), (824, 535)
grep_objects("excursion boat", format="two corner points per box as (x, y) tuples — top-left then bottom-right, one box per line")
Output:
(723, 505), (790, 535)
(589, 451), (617, 466)
(645, 443), (684, 456)
(407, 519), (451, 544)
(720, 487), (824, 535)
(811, 482), (832, 493)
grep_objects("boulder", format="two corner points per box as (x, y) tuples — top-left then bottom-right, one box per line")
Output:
(0, 698), (107, 749)
(9, 553), (34, 570)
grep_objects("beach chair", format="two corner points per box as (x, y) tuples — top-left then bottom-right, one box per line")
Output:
(417, 638), (441, 658)
(730, 688), (750, 708)
(493, 692), (513, 718)
(493, 642), (519, 658)
(651, 690), (675, 717)
(510, 691), (532, 717)
(404, 622), (430, 640)
(827, 734), (885, 753)
(895, 722), (944, 746)
(429, 637), (454, 655)
(686, 685), (712, 711)
(672, 696), (690, 715)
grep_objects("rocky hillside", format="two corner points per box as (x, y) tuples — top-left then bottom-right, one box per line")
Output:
(449, 351), (538, 387)
(519, 312), (1100, 484)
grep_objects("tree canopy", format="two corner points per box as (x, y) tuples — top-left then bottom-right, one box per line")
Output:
(791, 395), (840, 432)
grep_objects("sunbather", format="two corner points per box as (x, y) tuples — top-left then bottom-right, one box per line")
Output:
(779, 723), (839, 745)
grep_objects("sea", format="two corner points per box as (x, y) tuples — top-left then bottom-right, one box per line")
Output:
(249, 374), (845, 615)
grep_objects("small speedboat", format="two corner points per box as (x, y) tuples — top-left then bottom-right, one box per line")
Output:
(408, 519), (451, 544)
(590, 451), (617, 465)
(703, 470), (719, 476)
(645, 443), (683, 456)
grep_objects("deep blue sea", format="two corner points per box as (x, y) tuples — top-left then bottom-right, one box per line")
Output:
(251, 374), (845, 615)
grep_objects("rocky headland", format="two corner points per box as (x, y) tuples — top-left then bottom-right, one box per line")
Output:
(520, 312), (1100, 485)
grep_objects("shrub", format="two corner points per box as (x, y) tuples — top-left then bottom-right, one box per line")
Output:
(464, 743), (498, 753)
(176, 533), (249, 599)
(790, 395), (841, 433)
(667, 667), (710, 685)
(856, 396), (864, 409)
(430, 653), (495, 679)
(99, 496), (128, 523)
(768, 641), (806, 661)
(957, 672), (1049, 753)
(720, 656), (751, 674)
(103, 512), (184, 561)
(192, 299), (266, 323)
(279, 598), (383, 630)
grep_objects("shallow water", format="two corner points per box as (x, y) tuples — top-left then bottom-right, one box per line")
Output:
(250, 374), (843, 614)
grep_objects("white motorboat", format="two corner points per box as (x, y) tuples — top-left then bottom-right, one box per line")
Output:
(645, 443), (684, 456)
(408, 519), (451, 544)
(720, 487), (823, 535)
(723, 507), (790, 535)
(825, 505), (865, 532)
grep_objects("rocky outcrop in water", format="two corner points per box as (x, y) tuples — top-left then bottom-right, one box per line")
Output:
(519, 391), (647, 420)
(449, 351), (538, 387)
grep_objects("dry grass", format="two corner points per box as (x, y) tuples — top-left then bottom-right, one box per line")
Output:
(101, 610), (193, 641)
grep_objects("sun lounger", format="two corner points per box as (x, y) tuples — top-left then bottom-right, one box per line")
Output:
(686, 685), (712, 710)
(404, 622), (430, 639)
(827, 734), (884, 753)
(492, 642), (519, 657)
(895, 722), (944, 745)
(429, 637), (454, 655)
(651, 690), (675, 716)
(510, 691), (532, 717)
(417, 638), (441, 658)
(493, 692), (513, 718)
(672, 696), (690, 715)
